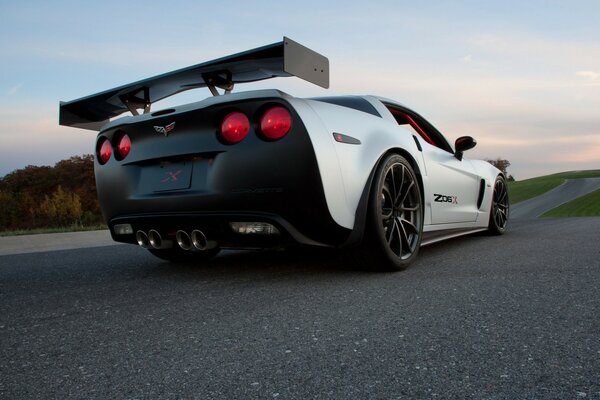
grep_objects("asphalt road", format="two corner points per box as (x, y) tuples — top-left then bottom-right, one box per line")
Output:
(1, 218), (599, 399)
(511, 178), (600, 219)
(0, 230), (117, 256)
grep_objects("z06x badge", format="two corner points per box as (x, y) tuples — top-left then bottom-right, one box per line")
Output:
(434, 193), (458, 204)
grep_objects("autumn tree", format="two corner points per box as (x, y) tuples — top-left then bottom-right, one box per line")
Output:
(0, 165), (56, 194)
(37, 186), (83, 227)
(486, 158), (515, 181)
(0, 191), (20, 230)
(0, 154), (102, 230)
(54, 155), (99, 213)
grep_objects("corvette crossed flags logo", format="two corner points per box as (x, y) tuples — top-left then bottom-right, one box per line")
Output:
(153, 122), (176, 136)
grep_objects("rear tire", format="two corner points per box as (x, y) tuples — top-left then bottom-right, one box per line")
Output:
(148, 247), (220, 263)
(354, 154), (423, 271)
(488, 175), (509, 235)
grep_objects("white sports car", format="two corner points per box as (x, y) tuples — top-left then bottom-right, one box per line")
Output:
(59, 37), (509, 271)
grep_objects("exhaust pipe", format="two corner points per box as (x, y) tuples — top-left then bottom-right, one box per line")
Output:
(191, 229), (217, 251)
(136, 230), (150, 249)
(176, 230), (192, 251)
(147, 229), (173, 249)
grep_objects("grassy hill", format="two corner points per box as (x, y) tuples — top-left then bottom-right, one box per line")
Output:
(508, 170), (600, 204)
(541, 189), (600, 217)
(508, 169), (600, 217)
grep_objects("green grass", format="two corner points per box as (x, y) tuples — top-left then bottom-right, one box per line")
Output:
(0, 224), (107, 237)
(541, 189), (600, 218)
(508, 169), (600, 204)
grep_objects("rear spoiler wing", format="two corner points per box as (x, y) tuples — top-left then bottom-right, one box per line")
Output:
(59, 36), (329, 130)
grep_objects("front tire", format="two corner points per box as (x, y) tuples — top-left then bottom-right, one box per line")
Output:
(488, 175), (509, 235)
(355, 154), (423, 271)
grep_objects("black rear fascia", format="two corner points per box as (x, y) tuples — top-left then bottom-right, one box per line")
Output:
(96, 97), (350, 247)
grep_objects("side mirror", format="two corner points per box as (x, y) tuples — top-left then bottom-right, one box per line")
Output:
(454, 136), (477, 161)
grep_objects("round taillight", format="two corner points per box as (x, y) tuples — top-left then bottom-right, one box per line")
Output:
(220, 111), (250, 144)
(260, 106), (292, 140)
(97, 137), (112, 165)
(116, 133), (131, 160)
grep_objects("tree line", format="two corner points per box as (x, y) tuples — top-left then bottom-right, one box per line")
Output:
(0, 155), (103, 231)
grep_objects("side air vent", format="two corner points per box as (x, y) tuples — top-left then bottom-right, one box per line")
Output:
(477, 179), (486, 209)
(412, 135), (422, 152)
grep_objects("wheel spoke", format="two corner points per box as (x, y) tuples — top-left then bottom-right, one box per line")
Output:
(396, 181), (415, 209)
(400, 205), (420, 212)
(398, 217), (419, 258)
(400, 217), (418, 235)
(498, 215), (505, 227)
(499, 189), (508, 204)
(394, 220), (403, 255)
(386, 219), (396, 244)
(393, 165), (406, 205)
(386, 218), (402, 256)
(500, 208), (507, 222)
(398, 217), (409, 252)
(495, 181), (508, 205)
(388, 166), (398, 203)
(495, 207), (505, 227)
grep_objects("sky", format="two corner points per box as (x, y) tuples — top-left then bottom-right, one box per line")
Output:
(0, 0), (599, 180)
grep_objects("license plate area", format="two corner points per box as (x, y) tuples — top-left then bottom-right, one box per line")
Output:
(141, 161), (193, 192)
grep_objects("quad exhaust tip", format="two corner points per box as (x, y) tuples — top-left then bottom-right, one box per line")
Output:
(148, 229), (173, 249)
(191, 230), (218, 251)
(136, 230), (150, 249)
(135, 229), (173, 249)
(136, 229), (215, 251)
(148, 229), (162, 249)
(176, 230), (193, 251)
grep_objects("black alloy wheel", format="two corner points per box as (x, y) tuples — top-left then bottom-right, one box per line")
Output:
(358, 154), (423, 271)
(488, 175), (509, 234)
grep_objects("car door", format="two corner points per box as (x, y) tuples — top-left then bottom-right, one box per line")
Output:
(385, 104), (480, 224)
(420, 142), (480, 224)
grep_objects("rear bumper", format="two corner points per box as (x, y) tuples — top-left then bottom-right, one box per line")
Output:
(109, 211), (339, 248)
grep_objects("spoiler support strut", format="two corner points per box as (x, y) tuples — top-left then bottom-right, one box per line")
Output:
(203, 71), (235, 96)
(119, 87), (151, 116)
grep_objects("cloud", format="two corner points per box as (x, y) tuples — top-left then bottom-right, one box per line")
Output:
(576, 71), (600, 80)
(0, 104), (94, 176)
(556, 145), (600, 163)
(461, 55), (473, 63)
(6, 83), (23, 96)
(468, 33), (600, 73)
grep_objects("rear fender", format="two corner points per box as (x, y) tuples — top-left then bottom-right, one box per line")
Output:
(293, 98), (425, 231)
